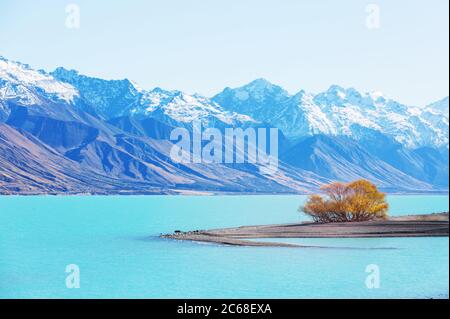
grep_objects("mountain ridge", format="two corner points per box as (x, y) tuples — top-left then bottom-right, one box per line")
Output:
(0, 56), (448, 194)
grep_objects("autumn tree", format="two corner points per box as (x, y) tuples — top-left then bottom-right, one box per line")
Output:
(300, 180), (388, 223)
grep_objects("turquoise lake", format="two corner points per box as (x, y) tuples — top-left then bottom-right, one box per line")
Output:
(0, 195), (448, 299)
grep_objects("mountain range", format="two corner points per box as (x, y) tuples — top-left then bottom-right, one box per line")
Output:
(0, 56), (448, 194)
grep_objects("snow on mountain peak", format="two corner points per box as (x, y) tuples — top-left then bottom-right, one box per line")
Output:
(213, 80), (449, 149)
(228, 78), (289, 102)
(247, 78), (276, 89)
(212, 79), (291, 115)
(130, 80), (145, 93)
(136, 88), (256, 125)
(426, 97), (449, 116)
(327, 84), (346, 93)
(49, 66), (258, 125)
(1, 56), (447, 149)
(0, 57), (78, 104)
(314, 85), (349, 106)
(369, 90), (385, 101)
(246, 78), (286, 92)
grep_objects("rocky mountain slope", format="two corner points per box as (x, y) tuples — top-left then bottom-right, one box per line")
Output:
(0, 56), (448, 194)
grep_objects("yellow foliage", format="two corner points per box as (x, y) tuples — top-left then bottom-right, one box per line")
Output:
(300, 179), (388, 223)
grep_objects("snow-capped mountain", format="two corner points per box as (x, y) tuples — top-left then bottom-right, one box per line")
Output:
(51, 67), (141, 119)
(213, 81), (449, 149)
(51, 67), (256, 127)
(132, 88), (257, 126)
(0, 56), (78, 105)
(0, 56), (448, 194)
(426, 97), (450, 116)
(22, 60), (446, 150)
(1, 57), (258, 128)
(2, 56), (447, 150)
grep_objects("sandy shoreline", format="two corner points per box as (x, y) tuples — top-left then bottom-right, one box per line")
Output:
(161, 213), (449, 247)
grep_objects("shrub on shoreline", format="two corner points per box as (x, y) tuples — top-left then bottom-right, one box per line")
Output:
(300, 180), (388, 223)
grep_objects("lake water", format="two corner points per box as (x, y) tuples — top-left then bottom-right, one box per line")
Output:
(0, 195), (448, 298)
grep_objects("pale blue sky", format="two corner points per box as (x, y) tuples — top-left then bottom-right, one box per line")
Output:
(0, 0), (448, 105)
